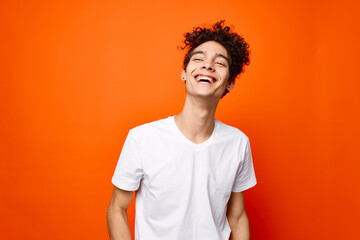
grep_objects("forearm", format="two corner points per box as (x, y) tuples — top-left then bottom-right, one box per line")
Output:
(228, 211), (250, 240)
(107, 207), (131, 240)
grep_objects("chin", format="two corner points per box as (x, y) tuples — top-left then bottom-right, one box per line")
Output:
(190, 92), (220, 100)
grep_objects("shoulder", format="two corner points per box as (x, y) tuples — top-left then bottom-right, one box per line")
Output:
(215, 119), (249, 143)
(128, 116), (174, 138)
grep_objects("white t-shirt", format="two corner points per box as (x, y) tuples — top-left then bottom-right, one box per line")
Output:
(112, 116), (256, 240)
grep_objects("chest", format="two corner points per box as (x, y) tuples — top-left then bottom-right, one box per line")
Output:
(139, 138), (240, 198)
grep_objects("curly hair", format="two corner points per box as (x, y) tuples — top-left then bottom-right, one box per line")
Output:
(181, 20), (250, 97)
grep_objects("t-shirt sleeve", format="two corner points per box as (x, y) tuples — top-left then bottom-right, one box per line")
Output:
(232, 138), (257, 192)
(111, 130), (144, 191)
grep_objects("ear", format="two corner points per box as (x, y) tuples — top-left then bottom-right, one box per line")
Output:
(227, 80), (235, 90)
(181, 70), (186, 82)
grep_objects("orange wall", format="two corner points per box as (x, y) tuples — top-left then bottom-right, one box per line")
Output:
(1, 0), (359, 239)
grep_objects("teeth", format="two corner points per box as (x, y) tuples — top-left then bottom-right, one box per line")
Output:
(196, 75), (214, 83)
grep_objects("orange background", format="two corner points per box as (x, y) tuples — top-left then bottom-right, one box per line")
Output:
(1, 0), (360, 239)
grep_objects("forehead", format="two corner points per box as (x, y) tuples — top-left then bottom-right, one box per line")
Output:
(191, 41), (229, 58)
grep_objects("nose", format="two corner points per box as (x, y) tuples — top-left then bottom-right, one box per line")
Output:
(201, 62), (214, 71)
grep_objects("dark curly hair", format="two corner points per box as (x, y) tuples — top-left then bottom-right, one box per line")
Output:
(181, 20), (250, 97)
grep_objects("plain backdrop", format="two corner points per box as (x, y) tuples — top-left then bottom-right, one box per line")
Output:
(1, 0), (360, 239)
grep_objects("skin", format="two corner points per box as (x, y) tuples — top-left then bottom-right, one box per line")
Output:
(107, 187), (133, 240)
(227, 192), (250, 240)
(107, 40), (250, 239)
(176, 41), (234, 144)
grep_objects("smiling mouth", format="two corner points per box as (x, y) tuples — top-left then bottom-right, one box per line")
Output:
(195, 75), (217, 84)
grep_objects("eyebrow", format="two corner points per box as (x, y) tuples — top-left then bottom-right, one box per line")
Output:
(191, 51), (231, 64)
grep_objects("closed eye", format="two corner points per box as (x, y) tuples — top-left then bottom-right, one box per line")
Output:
(215, 62), (226, 66)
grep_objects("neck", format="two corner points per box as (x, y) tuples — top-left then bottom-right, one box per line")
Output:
(174, 95), (219, 144)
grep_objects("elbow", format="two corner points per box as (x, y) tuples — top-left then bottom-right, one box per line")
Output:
(228, 210), (248, 227)
(107, 203), (127, 220)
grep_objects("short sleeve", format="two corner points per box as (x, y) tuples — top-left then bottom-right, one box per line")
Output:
(232, 138), (257, 192)
(111, 130), (144, 191)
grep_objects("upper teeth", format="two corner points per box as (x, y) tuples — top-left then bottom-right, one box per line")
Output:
(196, 75), (213, 83)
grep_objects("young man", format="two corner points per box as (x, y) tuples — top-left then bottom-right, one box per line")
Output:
(107, 20), (257, 240)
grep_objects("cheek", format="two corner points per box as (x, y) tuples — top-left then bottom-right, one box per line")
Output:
(220, 69), (230, 81)
(186, 64), (197, 75)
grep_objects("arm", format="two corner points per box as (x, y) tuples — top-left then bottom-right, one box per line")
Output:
(107, 186), (134, 240)
(226, 191), (250, 240)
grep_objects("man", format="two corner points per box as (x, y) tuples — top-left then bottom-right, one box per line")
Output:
(107, 20), (257, 240)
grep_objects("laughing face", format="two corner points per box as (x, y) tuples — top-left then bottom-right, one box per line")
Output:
(181, 41), (234, 100)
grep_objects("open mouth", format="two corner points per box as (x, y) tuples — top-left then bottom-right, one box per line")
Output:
(195, 74), (217, 84)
